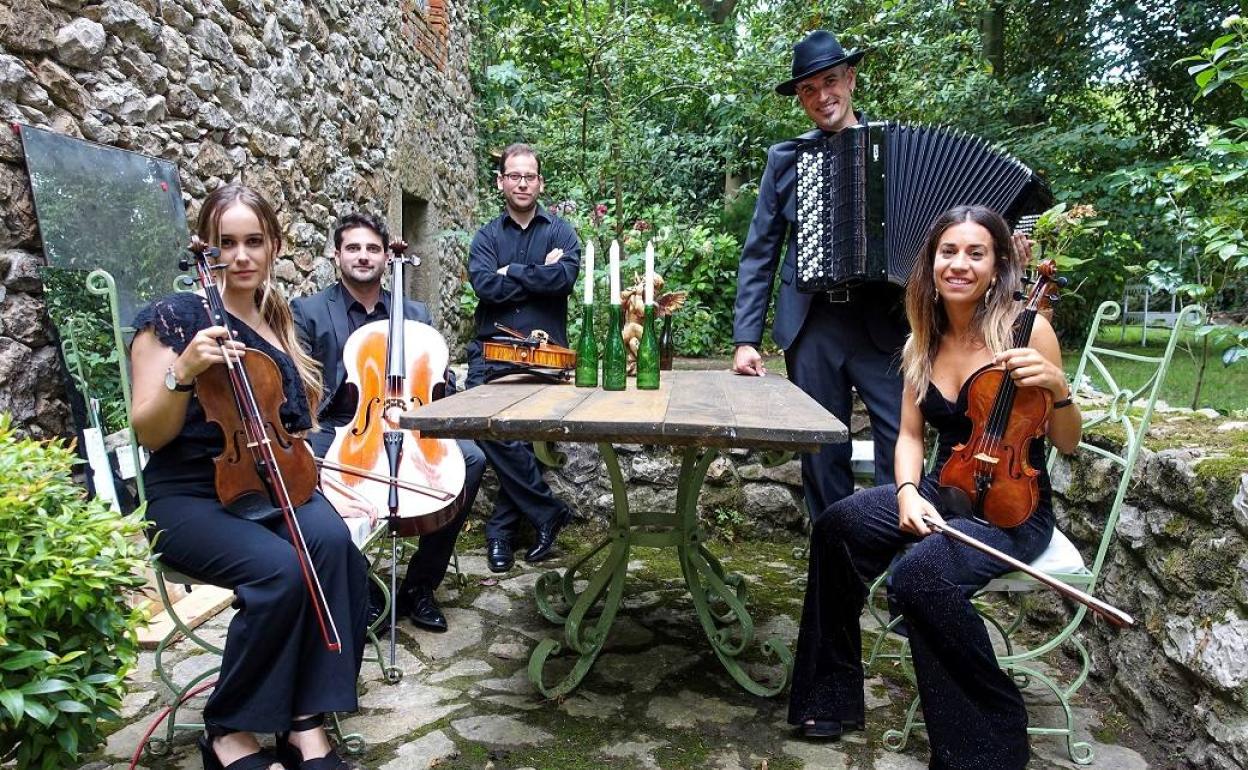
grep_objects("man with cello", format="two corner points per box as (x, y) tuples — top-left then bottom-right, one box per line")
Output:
(293, 212), (486, 633)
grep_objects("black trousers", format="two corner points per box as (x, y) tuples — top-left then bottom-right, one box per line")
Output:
(145, 481), (369, 734)
(789, 483), (1052, 770)
(308, 428), (487, 594)
(466, 345), (569, 542)
(785, 299), (903, 518)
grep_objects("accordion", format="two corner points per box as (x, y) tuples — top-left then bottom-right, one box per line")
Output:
(794, 122), (1053, 293)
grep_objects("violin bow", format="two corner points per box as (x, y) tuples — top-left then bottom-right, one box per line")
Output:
(920, 514), (1135, 628)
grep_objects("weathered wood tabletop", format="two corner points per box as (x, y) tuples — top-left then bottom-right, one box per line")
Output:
(398, 370), (846, 450)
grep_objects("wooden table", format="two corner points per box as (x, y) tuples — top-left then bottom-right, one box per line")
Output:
(400, 370), (846, 697)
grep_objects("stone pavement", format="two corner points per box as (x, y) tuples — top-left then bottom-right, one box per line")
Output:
(80, 529), (1155, 770)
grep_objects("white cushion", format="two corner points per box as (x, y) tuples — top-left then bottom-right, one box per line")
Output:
(851, 440), (874, 478)
(343, 516), (375, 551)
(1028, 528), (1088, 575)
(984, 527), (1090, 593)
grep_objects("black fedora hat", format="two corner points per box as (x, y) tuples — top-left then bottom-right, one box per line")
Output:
(775, 30), (866, 96)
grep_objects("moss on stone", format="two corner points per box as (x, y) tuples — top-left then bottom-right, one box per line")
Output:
(1193, 455), (1248, 488)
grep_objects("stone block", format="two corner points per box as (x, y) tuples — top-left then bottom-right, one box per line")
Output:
(1233, 473), (1248, 535)
(35, 59), (89, 116)
(95, 0), (159, 48)
(189, 18), (237, 70)
(1, 292), (49, 347)
(0, 163), (39, 249)
(3, 250), (44, 292)
(1164, 611), (1248, 691)
(55, 18), (107, 68)
(0, 0), (58, 54)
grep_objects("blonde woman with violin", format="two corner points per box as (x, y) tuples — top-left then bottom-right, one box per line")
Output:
(787, 205), (1081, 768)
(129, 184), (368, 770)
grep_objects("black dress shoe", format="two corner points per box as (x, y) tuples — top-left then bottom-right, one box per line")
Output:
(524, 508), (572, 563)
(406, 587), (448, 633)
(487, 538), (514, 573)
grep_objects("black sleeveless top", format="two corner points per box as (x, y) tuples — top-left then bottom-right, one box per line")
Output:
(918, 363), (1053, 523)
(132, 291), (313, 496)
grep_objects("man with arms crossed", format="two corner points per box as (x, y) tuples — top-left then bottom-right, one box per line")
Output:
(467, 143), (579, 574)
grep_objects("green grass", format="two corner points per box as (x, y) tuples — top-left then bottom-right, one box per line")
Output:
(1065, 324), (1248, 413)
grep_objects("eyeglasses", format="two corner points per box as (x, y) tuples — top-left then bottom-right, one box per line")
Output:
(501, 172), (540, 184)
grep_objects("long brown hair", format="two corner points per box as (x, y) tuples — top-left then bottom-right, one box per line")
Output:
(196, 184), (323, 419)
(901, 205), (1022, 401)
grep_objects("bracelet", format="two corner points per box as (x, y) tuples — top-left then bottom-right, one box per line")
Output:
(1054, 396), (1074, 409)
(896, 481), (919, 497)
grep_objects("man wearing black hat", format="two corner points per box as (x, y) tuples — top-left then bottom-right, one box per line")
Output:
(731, 30), (907, 524)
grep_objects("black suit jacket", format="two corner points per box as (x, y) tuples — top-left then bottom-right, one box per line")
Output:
(732, 116), (907, 353)
(291, 282), (439, 421)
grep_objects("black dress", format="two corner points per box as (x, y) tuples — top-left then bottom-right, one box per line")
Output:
(134, 291), (368, 734)
(788, 364), (1055, 770)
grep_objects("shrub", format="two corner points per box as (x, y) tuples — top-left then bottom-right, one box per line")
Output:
(0, 414), (148, 768)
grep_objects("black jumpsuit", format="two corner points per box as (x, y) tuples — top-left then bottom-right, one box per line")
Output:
(788, 365), (1055, 769)
(135, 292), (368, 733)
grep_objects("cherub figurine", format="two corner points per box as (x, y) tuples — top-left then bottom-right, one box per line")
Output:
(619, 272), (686, 373)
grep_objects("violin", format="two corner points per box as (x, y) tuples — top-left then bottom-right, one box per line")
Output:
(938, 260), (1066, 529)
(183, 237), (341, 653)
(319, 240), (466, 537)
(483, 323), (577, 379)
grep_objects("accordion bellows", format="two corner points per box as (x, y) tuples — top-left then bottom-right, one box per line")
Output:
(795, 122), (1053, 292)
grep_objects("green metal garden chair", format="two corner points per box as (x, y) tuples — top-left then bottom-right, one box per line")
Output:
(865, 300), (1203, 765)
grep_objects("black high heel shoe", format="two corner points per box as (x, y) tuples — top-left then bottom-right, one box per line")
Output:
(198, 729), (285, 770)
(275, 714), (362, 769)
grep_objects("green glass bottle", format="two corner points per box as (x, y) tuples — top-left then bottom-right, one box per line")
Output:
(574, 303), (599, 387)
(658, 313), (674, 371)
(602, 303), (627, 391)
(636, 305), (660, 389)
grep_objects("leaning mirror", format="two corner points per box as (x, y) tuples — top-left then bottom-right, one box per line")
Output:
(20, 125), (188, 509)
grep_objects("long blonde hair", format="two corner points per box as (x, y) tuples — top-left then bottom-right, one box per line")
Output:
(197, 184), (323, 420)
(901, 205), (1023, 401)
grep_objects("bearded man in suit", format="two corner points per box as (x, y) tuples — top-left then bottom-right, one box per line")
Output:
(293, 212), (485, 633)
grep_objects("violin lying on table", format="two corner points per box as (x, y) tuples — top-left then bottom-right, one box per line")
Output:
(482, 323), (577, 383)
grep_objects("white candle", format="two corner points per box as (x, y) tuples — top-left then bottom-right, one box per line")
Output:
(583, 241), (595, 305)
(609, 239), (621, 305)
(644, 241), (655, 306)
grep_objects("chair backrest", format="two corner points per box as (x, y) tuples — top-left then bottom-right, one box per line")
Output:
(1047, 300), (1204, 585)
(77, 268), (193, 505)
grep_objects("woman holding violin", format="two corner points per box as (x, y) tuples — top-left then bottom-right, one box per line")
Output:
(787, 205), (1081, 768)
(129, 183), (368, 770)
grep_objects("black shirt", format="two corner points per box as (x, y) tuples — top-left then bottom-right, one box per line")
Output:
(467, 204), (580, 346)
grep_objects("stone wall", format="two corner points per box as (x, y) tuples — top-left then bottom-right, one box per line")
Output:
(1048, 413), (1248, 769)
(0, 0), (477, 437)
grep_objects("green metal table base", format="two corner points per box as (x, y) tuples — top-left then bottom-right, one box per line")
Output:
(527, 442), (792, 698)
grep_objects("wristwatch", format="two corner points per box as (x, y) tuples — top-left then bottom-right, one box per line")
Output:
(165, 364), (194, 392)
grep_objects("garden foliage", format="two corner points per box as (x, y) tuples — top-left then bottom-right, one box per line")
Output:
(470, 0), (1247, 402)
(0, 415), (147, 768)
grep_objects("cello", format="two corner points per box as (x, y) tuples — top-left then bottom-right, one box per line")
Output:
(184, 237), (342, 653)
(317, 240), (467, 535)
